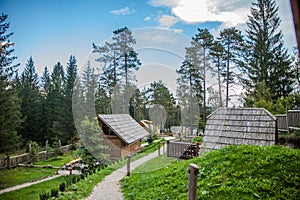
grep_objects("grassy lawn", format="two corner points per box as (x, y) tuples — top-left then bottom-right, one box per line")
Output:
(0, 176), (65, 200)
(121, 145), (300, 200)
(0, 141), (162, 200)
(0, 151), (77, 190)
(132, 154), (176, 173)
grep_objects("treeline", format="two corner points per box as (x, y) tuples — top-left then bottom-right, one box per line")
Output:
(1, 0), (300, 154)
(176, 0), (300, 127)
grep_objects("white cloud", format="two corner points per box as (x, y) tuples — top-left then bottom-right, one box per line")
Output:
(148, 0), (180, 7)
(173, 28), (183, 33)
(144, 16), (151, 21)
(171, 0), (249, 26)
(110, 7), (135, 15)
(158, 15), (179, 27)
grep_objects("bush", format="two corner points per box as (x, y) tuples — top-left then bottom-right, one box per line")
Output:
(50, 188), (59, 197)
(29, 142), (40, 163)
(39, 191), (50, 200)
(59, 182), (66, 192)
(192, 136), (203, 143)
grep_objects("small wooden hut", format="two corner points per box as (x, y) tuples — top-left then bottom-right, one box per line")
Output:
(203, 108), (278, 151)
(98, 114), (149, 160)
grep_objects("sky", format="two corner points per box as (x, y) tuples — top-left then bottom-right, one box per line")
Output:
(0, 0), (297, 104)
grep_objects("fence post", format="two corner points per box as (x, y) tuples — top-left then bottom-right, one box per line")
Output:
(188, 163), (199, 200)
(158, 142), (160, 156)
(167, 140), (170, 157)
(6, 154), (10, 169)
(127, 155), (131, 176)
(45, 140), (49, 159)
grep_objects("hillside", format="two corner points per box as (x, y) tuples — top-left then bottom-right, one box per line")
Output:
(121, 145), (300, 199)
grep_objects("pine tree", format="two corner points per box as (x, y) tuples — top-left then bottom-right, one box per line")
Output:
(64, 55), (78, 142)
(81, 61), (97, 119)
(19, 56), (43, 143)
(47, 62), (65, 143)
(219, 27), (244, 107)
(177, 52), (202, 134)
(0, 13), (22, 153)
(191, 28), (214, 120)
(210, 41), (225, 107)
(242, 0), (294, 102)
(112, 27), (141, 112)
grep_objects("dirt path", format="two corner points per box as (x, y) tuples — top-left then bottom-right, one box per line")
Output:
(0, 174), (62, 195)
(86, 145), (165, 200)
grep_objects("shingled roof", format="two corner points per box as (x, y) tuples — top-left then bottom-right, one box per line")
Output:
(98, 114), (149, 144)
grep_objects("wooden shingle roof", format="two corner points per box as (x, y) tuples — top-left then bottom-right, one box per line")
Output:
(203, 108), (277, 151)
(98, 114), (149, 144)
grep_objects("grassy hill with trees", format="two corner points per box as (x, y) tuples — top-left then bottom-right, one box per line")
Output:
(122, 145), (300, 199)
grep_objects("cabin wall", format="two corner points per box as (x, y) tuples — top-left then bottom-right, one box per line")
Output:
(121, 140), (141, 158)
(103, 135), (122, 161)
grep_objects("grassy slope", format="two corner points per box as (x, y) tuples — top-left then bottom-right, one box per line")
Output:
(0, 176), (65, 200)
(121, 145), (300, 200)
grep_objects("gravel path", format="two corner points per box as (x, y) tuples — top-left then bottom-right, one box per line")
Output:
(86, 145), (165, 200)
(0, 174), (62, 195)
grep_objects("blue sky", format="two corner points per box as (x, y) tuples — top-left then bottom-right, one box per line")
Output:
(0, 0), (297, 100)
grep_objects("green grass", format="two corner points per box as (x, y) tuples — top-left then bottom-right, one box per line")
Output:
(0, 140), (162, 200)
(132, 154), (176, 173)
(121, 145), (300, 200)
(56, 140), (164, 200)
(0, 176), (65, 200)
(0, 151), (77, 190)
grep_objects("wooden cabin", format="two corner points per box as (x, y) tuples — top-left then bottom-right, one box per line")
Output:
(98, 114), (149, 160)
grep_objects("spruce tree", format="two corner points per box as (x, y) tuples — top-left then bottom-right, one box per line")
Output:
(64, 55), (78, 142)
(19, 56), (42, 143)
(0, 14), (22, 153)
(47, 62), (65, 144)
(242, 0), (294, 102)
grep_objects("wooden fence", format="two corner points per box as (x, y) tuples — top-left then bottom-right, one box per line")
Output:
(276, 110), (300, 132)
(0, 144), (72, 169)
(167, 140), (199, 159)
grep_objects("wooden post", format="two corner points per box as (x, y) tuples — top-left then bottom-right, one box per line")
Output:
(163, 141), (165, 153)
(286, 107), (290, 134)
(127, 155), (131, 176)
(158, 142), (160, 156)
(188, 163), (199, 200)
(167, 140), (170, 157)
(6, 154), (10, 169)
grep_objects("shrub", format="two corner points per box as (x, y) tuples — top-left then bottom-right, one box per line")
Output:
(59, 182), (66, 192)
(39, 191), (50, 200)
(192, 136), (203, 143)
(50, 188), (59, 197)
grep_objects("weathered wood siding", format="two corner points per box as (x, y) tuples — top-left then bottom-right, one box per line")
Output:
(103, 135), (122, 161)
(167, 140), (199, 159)
(121, 140), (141, 158)
(203, 108), (277, 151)
(287, 110), (300, 127)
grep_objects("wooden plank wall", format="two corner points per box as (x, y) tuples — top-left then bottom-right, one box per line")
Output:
(203, 108), (277, 151)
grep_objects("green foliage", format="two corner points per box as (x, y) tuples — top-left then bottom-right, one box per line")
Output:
(0, 176), (65, 200)
(39, 191), (50, 200)
(0, 13), (22, 154)
(242, 0), (294, 102)
(192, 136), (203, 143)
(29, 141), (40, 163)
(79, 117), (110, 167)
(122, 145), (300, 199)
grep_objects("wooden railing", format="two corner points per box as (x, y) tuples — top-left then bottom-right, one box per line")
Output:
(0, 144), (72, 169)
(167, 140), (200, 159)
(276, 110), (300, 132)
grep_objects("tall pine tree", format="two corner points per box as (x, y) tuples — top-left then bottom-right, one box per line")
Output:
(0, 14), (22, 153)
(19, 56), (43, 143)
(242, 0), (294, 104)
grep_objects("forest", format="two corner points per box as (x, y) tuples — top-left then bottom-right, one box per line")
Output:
(1, 0), (300, 154)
